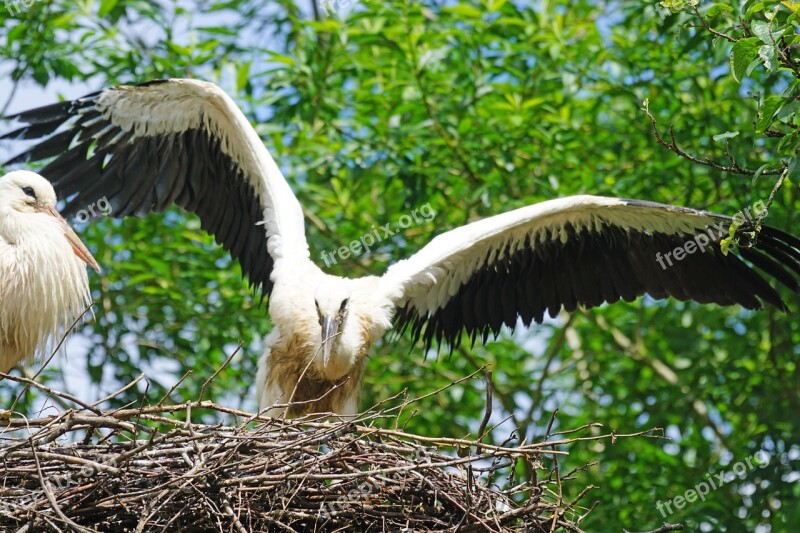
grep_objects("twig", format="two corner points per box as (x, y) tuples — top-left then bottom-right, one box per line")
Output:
(9, 303), (95, 414)
(642, 100), (784, 177)
(477, 370), (493, 443)
(199, 342), (243, 403)
(689, 5), (735, 42)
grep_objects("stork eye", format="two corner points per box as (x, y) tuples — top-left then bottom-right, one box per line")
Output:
(339, 298), (349, 313)
(22, 186), (37, 200)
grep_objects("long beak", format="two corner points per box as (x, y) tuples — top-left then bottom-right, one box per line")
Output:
(42, 204), (101, 272)
(320, 316), (336, 367)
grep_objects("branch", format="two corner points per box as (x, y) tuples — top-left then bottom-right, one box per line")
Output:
(690, 5), (735, 42)
(641, 100), (784, 177)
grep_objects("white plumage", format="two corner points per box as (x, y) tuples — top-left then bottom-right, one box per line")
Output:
(0, 171), (99, 374)
(3, 79), (798, 416)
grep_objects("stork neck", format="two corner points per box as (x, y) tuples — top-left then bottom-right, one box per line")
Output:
(317, 339), (358, 381)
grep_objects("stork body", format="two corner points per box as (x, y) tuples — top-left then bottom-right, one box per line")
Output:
(0, 171), (99, 373)
(4, 79), (798, 415)
(258, 264), (393, 416)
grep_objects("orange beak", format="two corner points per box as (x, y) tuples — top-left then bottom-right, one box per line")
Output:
(42, 204), (101, 273)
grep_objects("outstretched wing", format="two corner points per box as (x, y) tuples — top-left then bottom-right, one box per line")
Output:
(3, 79), (309, 297)
(381, 195), (799, 351)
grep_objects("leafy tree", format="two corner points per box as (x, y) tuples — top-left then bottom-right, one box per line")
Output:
(0, 0), (797, 530)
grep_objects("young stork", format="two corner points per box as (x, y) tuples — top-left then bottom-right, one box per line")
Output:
(0, 171), (99, 374)
(3, 79), (799, 416)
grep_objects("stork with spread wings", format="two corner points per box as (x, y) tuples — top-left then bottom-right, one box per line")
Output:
(4, 79), (798, 416)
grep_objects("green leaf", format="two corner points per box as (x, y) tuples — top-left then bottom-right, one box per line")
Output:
(777, 130), (800, 155)
(236, 61), (251, 92)
(264, 52), (297, 66)
(756, 95), (784, 134)
(712, 130), (739, 141)
(720, 219), (742, 255)
(487, 0), (507, 12)
(758, 44), (777, 71)
(706, 3), (734, 16)
(198, 26), (239, 36)
(444, 4), (483, 17)
(730, 37), (761, 82)
(746, 1), (768, 15)
(7, 24), (25, 42)
(660, 0), (699, 12)
(307, 18), (342, 32)
(775, 99), (799, 121)
(98, 0), (119, 17)
(750, 20), (783, 44)
(751, 162), (780, 185)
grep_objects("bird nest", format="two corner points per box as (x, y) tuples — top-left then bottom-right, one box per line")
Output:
(0, 373), (661, 532)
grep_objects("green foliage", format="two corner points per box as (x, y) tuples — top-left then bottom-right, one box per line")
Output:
(0, 0), (798, 530)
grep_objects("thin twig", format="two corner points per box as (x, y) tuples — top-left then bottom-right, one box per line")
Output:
(642, 100), (784, 177)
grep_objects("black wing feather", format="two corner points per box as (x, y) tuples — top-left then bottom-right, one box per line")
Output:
(395, 214), (799, 352)
(3, 83), (273, 297)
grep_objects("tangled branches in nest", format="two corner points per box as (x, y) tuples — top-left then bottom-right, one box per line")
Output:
(0, 373), (663, 532)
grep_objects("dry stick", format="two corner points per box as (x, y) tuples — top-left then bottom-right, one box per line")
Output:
(3, 374), (101, 415)
(220, 446), (542, 485)
(559, 483), (596, 526)
(135, 435), (216, 533)
(92, 373), (146, 408)
(548, 422), (603, 437)
(415, 471), (495, 533)
(9, 303), (95, 414)
(477, 370), (493, 444)
(22, 367), (482, 432)
(271, 380), (349, 420)
(546, 410), (562, 533)
(16, 451), (121, 475)
(28, 437), (97, 533)
(280, 333), (346, 420)
(199, 342), (243, 403)
(528, 315), (575, 424)
(156, 370), (192, 406)
(381, 366), (487, 416)
(535, 429), (664, 449)
(8, 400), (648, 455)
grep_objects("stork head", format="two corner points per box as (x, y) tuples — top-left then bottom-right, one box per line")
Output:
(0, 171), (100, 272)
(314, 284), (351, 369)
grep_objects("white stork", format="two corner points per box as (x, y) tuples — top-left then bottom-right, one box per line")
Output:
(0, 170), (99, 374)
(3, 79), (798, 416)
